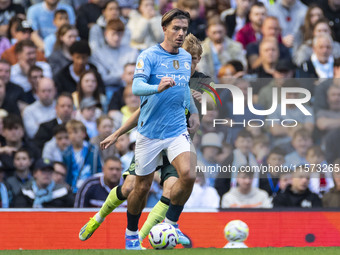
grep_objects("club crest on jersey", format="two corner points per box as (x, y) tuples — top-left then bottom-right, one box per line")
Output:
(137, 59), (144, 69)
(173, 60), (179, 70)
(184, 62), (190, 70)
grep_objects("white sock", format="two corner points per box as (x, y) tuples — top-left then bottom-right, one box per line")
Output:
(94, 212), (105, 223)
(164, 217), (177, 225)
(126, 228), (139, 236)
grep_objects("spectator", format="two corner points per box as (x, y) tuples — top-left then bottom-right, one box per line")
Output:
(10, 39), (52, 92)
(252, 134), (270, 165)
(257, 59), (296, 110)
(52, 161), (68, 186)
(185, 170), (220, 209)
(177, 0), (206, 41)
(294, 4), (324, 57)
(53, 40), (104, 94)
(24, 65), (44, 104)
(306, 146), (333, 196)
(6, 14), (25, 45)
(114, 133), (133, 172)
(34, 92), (73, 150)
(44, 9), (70, 58)
(22, 77), (56, 139)
(294, 18), (340, 66)
(221, 171), (272, 208)
(268, 0), (307, 49)
(0, 59), (27, 113)
(259, 147), (286, 197)
(76, 97), (100, 139)
(0, 79), (21, 116)
(324, 126), (340, 164)
(0, 167), (10, 208)
(251, 37), (279, 78)
(47, 24), (78, 75)
(316, 85), (340, 137)
(2, 19), (46, 65)
(90, 115), (116, 161)
(6, 148), (33, 198)
(298, 34), (334, 79)
(42, 124), (70, 162)
(217, 60), (245, 83)
(221, 0), (253, 39)
(89, 0), (128, 52)
(0, 114), (40, 176)
(76, 0), (104, 40)
(74, 156), (123, 208)
(285, 128), (313, 166)
(198, 132), (222, 186)
(0, 0), (25, 37)
(63, 120), (102, 193)
(268, 83), (314, 146)
(108, 62), (135, 119)
(322, 158), (340, 207)
(127, 0), (163, 51)
(111, 86), (140, 129)
(247, 16), (291, 70)
(273, 166), (322, 207)
(198, 17), (246, 81)
(91, 19), (138, 100)
(27, 0), (75, 51)
(215, 130), (259, 198)
(13, 158), (74, 208)
(224, 79), (264, 143)
(318, 0), (340, 42)
(313, 58), (340, 114)
(236, 2), (267, 49)
(72, 69), (106, 112)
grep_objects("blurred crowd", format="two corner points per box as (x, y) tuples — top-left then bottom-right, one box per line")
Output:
(0, 0), (340, 209)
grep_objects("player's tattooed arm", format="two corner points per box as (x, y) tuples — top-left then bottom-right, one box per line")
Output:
(100, 108), (141, 150)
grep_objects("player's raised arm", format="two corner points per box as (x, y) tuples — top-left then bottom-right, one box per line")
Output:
(132, 76), (175, 96)
(100, 108), (141, 150)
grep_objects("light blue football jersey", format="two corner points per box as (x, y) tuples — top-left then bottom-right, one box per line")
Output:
(133, 44), (192, 139)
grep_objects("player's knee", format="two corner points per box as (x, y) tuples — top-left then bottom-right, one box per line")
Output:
(179, 169), (196, 186)
(135, 181), (152, 195)
(122, 183), (134, 197)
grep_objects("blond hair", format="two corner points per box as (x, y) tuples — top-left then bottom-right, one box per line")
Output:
(182, 33), (202, 57)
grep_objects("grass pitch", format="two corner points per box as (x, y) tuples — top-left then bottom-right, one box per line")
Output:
(0, 247), (339, 255)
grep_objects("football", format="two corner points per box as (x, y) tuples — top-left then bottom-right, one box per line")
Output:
(224, 220), (249, 242)
(148, 223), (179, 249)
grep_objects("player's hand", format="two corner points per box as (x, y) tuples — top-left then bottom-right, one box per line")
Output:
(158, 77), (175, 93)
(191, 89), (202, 103)
(188, 113), (200, 134)
(100, 133), (119, 150)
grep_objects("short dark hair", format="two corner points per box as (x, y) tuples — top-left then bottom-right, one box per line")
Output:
(104, 156), (121, 164)
(161, 8), (190, 27)
(69, 40), (91, 56)
(236, 129), (253, 140)
(14, 148), (31, 159)
(226, 60), (244, 72)
(3, 114), (23, 130)
(57, 92), (73, 104)
(268, 147), (286, 158)
(53, 124), (67, 136)
(15, 39), (37, 54)
(103, 0), (118, 11)
(28, 65), (43, 78)
(250, 1), (266, 11)
(54, 9), (68, 19)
